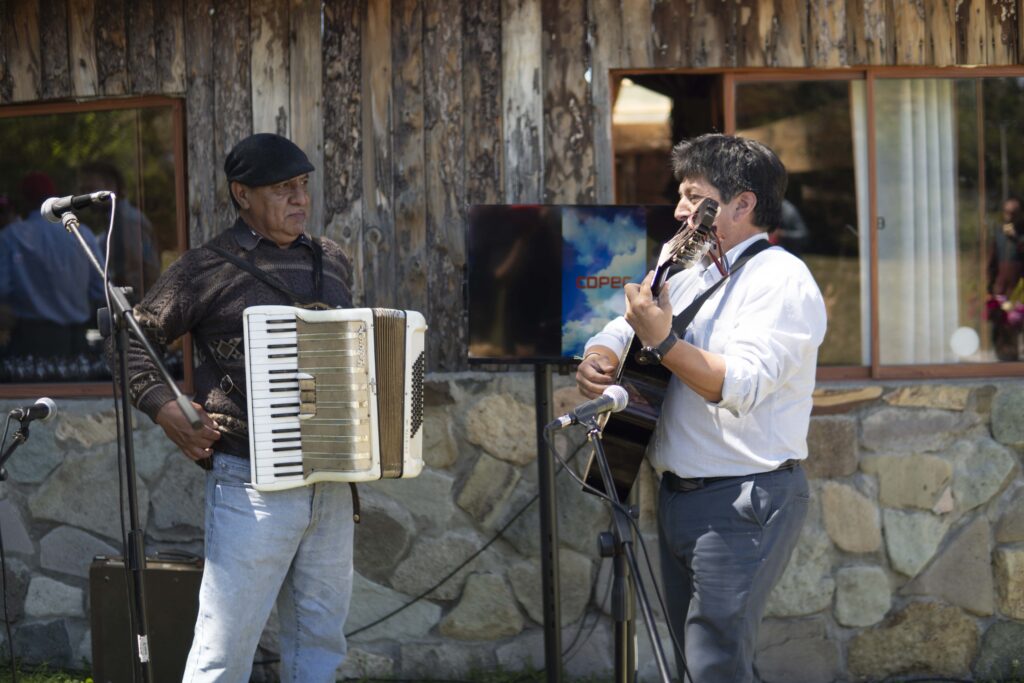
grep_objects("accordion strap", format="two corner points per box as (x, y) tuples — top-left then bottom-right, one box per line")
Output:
(205, 242), (326, 308)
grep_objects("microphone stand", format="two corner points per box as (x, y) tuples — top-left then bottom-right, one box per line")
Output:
(60, 210), (202, 683)
(0, 417), (32, 481)
(581, 416), (671, 683)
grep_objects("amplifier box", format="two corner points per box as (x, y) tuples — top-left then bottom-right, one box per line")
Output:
(89, 555), (203, 683)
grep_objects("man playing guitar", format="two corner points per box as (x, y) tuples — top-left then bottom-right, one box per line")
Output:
(576, 134), (827, 683)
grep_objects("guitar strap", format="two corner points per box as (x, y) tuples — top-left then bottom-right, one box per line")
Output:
(671, 237), (773, 335)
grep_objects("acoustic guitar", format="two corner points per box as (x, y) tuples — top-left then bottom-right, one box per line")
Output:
(583, 198), (720, 501)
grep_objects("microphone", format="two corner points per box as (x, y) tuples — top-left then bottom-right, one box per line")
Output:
(549, 385), (629, 430)
(10, 397), (57, 423)
(40, 191), (112, 223)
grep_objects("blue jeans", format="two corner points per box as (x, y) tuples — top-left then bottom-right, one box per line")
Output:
(658, 466), (809, 683)
(183, 453), (354, 683)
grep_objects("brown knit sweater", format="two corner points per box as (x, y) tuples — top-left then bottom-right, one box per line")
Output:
(123, 218), (353, 458)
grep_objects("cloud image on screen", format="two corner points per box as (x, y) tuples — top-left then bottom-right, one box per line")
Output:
(561, 207), (648, 357)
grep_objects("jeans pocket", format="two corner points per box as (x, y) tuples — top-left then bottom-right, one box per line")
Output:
(734, 480), (770, 528)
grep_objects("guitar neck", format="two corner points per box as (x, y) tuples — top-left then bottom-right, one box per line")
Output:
(651, 260), (673, 297)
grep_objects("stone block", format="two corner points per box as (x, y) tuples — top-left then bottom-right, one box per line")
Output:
(883, 385), (971, 410)
(54, 409), (119, 449)
(508, 548), (592, 625)
(438, 573), (524, 640)
(496, 623), (614, 680)
(25, 577), (84, 618)
(147, 456), (205, 537)
(994, 547), (1024, 619)
(390, 528), (508, 601)
(353, 489), (415, 586)
(39, 527), (118, 578)
(835, 565), (891, 627)
(336, 647), (396, 680)
(755, 617), (841, 683)
(12, 620), (72, 669)
(28, 449), (150, 543)
(464, 394), (537, 466)
(455, 454), (520, 527)
(400, 641), (494, 679)
(372, 466), (458, 528)
(995, 487), (1024, 543)
(974, 621), (1024, 682)
(861, 453), (951, 510)
(861, 407), (973, 454)
(5, 422), (62, 484)
(804, 415), (858, 478)
(901, 516), (993, 615)
(347, 573), (441, 643)
(951, 438), (1018, 513)
(821, 482), (881, 553)
(0, 499), (34, 555)
(992, 385), (1024, 447)
(882, 508), (950, 577)
(764, 527), (835, 617)
(422, 405), (458, 469)
(848, 602), (978, 679)
(3, 558), (31, 623)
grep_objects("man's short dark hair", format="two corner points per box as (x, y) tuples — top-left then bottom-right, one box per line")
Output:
(80, 160), (125, 195)
(670, 134), (787, 230)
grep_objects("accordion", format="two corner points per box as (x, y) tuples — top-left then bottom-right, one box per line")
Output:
(242, 305), (427, 491)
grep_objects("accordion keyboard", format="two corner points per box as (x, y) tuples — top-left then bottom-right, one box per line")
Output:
(243, 306), (426, 490)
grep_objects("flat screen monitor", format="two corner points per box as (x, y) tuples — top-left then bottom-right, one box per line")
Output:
(466, 205), (679, 364)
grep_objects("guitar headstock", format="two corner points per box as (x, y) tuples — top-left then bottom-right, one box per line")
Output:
(656, 197), (719, 270)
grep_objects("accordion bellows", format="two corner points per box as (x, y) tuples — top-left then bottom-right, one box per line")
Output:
(243, 305), (426, 491)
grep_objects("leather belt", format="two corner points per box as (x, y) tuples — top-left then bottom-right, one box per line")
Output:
(662, 458), (801, 493)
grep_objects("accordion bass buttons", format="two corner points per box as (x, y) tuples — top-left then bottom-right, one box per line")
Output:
(298, 372), (317, 419)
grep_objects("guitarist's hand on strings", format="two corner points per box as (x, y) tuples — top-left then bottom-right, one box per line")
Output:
(155, 399), (222, 463)
(576, 346), (617, 400)
(624, 270), (673, 348)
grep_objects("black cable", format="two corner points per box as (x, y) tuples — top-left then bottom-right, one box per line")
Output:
(344, 485), (541, 638)
(110, 371), (140, 683)
(0, 417), (17, 683)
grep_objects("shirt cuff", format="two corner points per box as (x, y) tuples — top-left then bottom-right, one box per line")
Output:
(136, 384), (178, 423)
(717, 356), (753, 416)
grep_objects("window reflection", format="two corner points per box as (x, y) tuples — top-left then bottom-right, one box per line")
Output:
(736, 80), (862, 366)
(0, 103), (183, 383)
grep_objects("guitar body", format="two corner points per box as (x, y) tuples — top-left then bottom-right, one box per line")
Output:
(584, 336), (670, 501)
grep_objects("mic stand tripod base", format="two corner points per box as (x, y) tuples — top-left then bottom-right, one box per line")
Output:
(584, 420), (672, 683)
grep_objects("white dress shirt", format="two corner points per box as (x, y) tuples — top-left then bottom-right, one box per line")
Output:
(585, 233), (827, 478)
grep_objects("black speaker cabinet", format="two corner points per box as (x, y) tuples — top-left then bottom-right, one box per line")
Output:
(89, 555), (204, 683)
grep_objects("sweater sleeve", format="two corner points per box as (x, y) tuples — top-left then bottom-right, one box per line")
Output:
(109, 249), (210, 421)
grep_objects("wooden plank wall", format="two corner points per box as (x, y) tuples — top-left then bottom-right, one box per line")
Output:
(1, 0), (1023, 370)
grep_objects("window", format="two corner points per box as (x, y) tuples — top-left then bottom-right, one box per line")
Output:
(612, 69), (1024, 378)
(0, 97), (187, 391)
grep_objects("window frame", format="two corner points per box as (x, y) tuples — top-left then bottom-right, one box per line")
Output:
(0, 95), (192, 398)
(611, 65), (1024, 381)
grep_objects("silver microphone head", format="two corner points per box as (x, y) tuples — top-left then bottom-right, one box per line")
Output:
(35, 397), (57, 421)
(603, 384), (629, 413)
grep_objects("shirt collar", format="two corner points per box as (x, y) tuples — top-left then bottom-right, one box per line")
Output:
(229, 217), (313, 252)
(700, 232), (770, 279)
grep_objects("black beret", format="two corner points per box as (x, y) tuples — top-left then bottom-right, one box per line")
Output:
(224, 133), (315, 187)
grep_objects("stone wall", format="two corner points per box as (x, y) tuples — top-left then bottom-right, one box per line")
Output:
(0, 374), (1022, 681)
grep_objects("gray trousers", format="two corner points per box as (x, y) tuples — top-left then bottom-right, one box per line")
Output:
(658, 465), (809, 683)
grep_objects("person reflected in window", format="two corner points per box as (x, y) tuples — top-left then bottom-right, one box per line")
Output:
(78, 160), (161, 299)
(0, 194), (16, 230)
(0, 171), (105, 360)
(769, 198), (810, 256)
(987, 196), (1024, 361)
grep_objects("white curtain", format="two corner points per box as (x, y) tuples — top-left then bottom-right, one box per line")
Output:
(851, 79), (959, 364)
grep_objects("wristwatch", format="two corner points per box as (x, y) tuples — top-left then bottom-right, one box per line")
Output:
(635, 331), (679, 366)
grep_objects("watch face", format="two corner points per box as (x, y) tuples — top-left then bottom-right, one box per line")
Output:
(635, 347), (661, 366)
